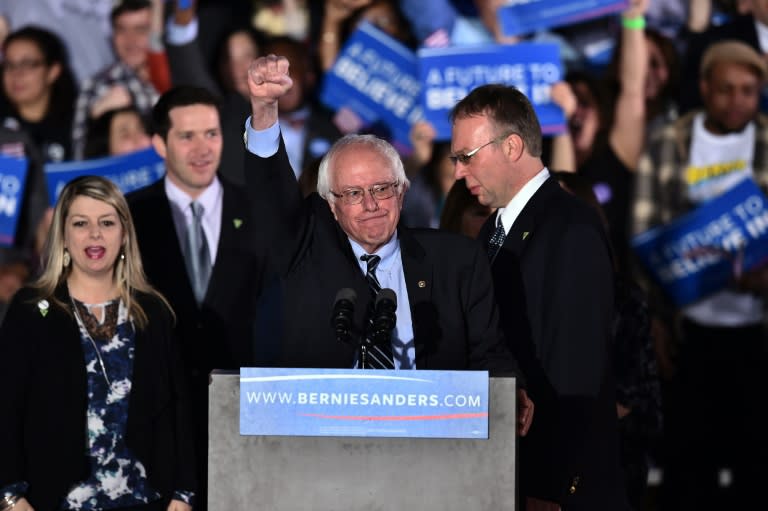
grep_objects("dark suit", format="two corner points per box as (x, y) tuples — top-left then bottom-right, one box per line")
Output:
(480, 176), (627, 510)
(126, 177), (266, 509)
(246, 142), (520, 374)
(0, 286), (195, 511)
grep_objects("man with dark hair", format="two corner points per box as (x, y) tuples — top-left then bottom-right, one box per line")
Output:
(126, 85), (267, 511)
(73, 0), (161, 159)
(451, 83), (628, 510)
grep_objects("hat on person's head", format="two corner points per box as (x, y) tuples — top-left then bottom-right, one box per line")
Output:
(700, 40), (768, 82)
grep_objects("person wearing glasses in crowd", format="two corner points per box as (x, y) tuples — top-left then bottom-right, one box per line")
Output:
(0, 176), (195, 511)
(0, 26), (78, 163)
(242, 54), (534, 436)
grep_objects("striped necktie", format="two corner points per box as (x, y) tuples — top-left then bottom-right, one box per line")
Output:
(360, 254), (395, 369)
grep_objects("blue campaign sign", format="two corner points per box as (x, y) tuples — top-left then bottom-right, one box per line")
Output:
(320, 21), (422, 148)
(0, 155), (28, 247)
(498, 0), (629, 37)
(240, 368), (489, 439)
(632, 178), (768, 307)
(44, 147), (164, 206)
(418, 43), (566, 140)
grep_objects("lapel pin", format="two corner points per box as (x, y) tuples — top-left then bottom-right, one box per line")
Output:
(522, 231), (530, 240)
(418, 280), (426, 288)
(233, 218), (243, 229)
(38, 299), (49, 317)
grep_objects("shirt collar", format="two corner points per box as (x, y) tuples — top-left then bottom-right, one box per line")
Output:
(497, 167), (550, 233)
(349, 231), (400, 272)
(164, 175), (222, 219)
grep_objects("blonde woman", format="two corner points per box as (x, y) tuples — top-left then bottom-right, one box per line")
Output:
(0, 176), (195, 511)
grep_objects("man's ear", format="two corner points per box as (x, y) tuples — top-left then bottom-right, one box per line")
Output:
(152, 134), (167, 160)
(505, 133), (525, 160)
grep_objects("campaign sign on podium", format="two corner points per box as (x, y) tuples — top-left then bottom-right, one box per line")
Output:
(240, 367), (489, 439)
(498, 0), (629, 37)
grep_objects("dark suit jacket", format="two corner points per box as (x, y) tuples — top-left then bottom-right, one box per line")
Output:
(480, 176), (628, 510)
(245, 142), (520, 374)
(0, 286), (195, 511)
(127, 177), (266, 381)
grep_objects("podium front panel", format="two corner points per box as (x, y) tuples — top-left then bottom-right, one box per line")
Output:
(208, 372), (516, 510)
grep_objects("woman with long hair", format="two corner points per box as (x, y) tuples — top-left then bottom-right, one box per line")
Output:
(0, 176), (195, 511)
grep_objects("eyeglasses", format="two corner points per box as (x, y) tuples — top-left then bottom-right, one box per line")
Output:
(1, 59), (45, 73)
(330, 181), (401, 206)
(449, 133), (511, 166)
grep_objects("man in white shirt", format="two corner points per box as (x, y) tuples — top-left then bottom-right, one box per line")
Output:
(451, 83), (628, 511)
(126, 85), (267, 511)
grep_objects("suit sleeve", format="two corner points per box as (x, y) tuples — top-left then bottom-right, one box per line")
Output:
(161, 300), (197, 493)
(0, 292), (35, 490)
(244, 136), (312, 275)
(463, 242), (525, 381)
(539, 220), (615, 503)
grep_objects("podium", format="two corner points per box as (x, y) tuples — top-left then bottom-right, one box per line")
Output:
(208, 372), (517, 510)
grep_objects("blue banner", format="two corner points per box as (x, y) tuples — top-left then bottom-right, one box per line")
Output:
(0, 155), (28, 247)
(632, 178), (768, 307)
(320, 21), (422, 148)
(418, 43), (566, 140)
(498, 0), (629, 37)
(240, 368), (489, 439)
(44, 148), (164, 206)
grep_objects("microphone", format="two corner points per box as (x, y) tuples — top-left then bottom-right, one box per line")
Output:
(370, 288), (397, 346)
(331, 288), (357, 345)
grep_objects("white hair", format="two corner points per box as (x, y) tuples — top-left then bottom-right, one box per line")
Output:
(316, 134), (410, 201)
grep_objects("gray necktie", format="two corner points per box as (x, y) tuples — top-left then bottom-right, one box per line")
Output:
(184, 201), (211, 305)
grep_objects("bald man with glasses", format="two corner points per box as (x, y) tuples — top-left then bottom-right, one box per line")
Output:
(243, 55), (533, 436)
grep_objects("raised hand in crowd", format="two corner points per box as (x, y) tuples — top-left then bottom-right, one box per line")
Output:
(89, 85), (133, 120)
(403, 120), (437, 177)
(319, 0), (373, 70)
(548, 81), (578, 173)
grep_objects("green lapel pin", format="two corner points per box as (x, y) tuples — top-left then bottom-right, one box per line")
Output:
(522, 231), (530, 240)
(233, 218), (243, 229)
(38, 299), (49, 317)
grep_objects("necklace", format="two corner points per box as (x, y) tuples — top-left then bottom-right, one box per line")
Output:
(71, 297), (129, 399)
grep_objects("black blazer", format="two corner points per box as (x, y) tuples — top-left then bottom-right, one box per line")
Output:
(127, 177), (267, 380)
(480, 176), (628, 510)
(0, 286), (195, 511)
(246, 142), (520, 375)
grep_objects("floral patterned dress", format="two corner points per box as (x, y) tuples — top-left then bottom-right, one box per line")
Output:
(62, 298), (193, 510)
